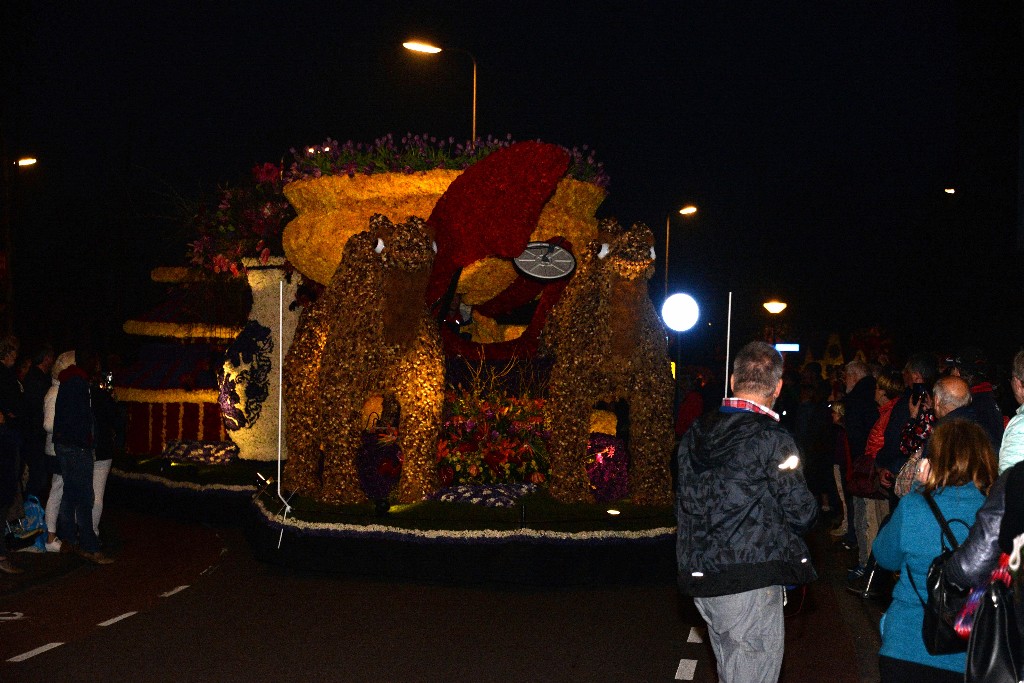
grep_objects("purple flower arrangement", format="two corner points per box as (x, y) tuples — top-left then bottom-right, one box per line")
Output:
(586, 433), (630, 502)
(187, 163), (294, 277)
(356, 428), (402, 502)
(430, 483), (539, 508)
(284, 133), (610, 188)
(162, 440), (239, 466)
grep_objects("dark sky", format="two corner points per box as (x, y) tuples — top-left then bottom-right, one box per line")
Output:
(2, 1), (1021, 362)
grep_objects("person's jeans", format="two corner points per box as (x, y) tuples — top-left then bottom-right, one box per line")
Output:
(55, 445), (100, 553)
(694, 585), (785, 683)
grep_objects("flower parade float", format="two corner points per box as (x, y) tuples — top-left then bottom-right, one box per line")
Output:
(114, 136), (677, 583)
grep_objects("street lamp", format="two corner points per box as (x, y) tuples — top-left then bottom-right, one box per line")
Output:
(763, 300), (787, 344)
(1, 151), (38, 334)
(664, 205), (698, 300)
(403, 40), (478, 143)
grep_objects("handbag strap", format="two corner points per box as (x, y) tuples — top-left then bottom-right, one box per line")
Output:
(922, 489), (960, 550)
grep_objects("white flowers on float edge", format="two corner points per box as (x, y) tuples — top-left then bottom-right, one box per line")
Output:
(253, 496), (674, 543)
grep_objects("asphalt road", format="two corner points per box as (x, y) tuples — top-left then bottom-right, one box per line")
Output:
(0, 502), (883, 682)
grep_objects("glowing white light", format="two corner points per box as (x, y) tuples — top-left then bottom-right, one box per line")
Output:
(662, 293), (699, 332)
(944, 188), (956, 194)
(691, 571), (704, 577)
(606, 509), (620, 516)
(679, 205), (697, 215)
(403, 41), (442, 54)
(775, 343), (800, 353)
(307, 147), (316, 154)
(16, 158), (37, 167)
(778, 454), (800, 470)
(763, 300), (787, 314)
(323, 146), (330, 152)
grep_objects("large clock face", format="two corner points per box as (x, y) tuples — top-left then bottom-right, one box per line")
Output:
(513, 241), (577, 281)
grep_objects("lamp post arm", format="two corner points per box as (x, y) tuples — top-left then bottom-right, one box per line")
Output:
(664, 213), (670, 301)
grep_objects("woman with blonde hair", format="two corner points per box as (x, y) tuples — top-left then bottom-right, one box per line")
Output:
(872, 418), (997, 682)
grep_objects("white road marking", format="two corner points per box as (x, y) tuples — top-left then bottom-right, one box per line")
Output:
(675, 658), (698, 680)
(160, 585), (190, 597)
(687, 626), (704, 643)
(0, 611), (24, 621)
(98, 611), (137, 627)
(7, 642), (63, 662)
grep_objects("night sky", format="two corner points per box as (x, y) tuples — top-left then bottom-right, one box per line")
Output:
(2, 2), (1021, 364)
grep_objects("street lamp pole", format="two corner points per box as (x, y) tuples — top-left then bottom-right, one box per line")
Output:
(403, 41), (477, 143)
(664, 204), (697, 300)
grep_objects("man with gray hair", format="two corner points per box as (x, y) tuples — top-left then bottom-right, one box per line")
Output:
(997, 349), (1024, 473)
(676, 341), (818, 683)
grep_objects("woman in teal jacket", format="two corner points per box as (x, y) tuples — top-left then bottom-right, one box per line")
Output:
(872, 418), (997, 683)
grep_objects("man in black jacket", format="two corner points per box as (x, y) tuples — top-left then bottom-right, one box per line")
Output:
(676, 341), (818, 683)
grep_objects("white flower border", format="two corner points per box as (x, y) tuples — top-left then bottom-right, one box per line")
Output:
(111, 467), (257, 494)
(253, 495), (674, 544)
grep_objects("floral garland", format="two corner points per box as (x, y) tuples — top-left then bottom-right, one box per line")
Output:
(253, 495), (674, 544)
(187, 163), (295, 277)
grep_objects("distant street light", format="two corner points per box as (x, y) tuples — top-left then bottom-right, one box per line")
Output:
(1, 151), (38, 333)
(944, 188), (956, 194)
(403, 40), (478, 143)
(664, 205), (698, 300)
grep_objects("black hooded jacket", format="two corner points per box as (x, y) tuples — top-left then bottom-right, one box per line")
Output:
(676, 409), (819, 597)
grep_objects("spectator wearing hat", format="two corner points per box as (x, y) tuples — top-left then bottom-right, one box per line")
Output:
(949, 346), (1004, 453)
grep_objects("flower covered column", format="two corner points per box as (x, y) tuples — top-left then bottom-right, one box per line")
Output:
(220, 257), (300, 460)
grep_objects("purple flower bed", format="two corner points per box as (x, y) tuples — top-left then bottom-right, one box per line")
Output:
(355, 430), (402, 501)
(162, 440), (239, 465)
(429, 483), (539, 508)
(586, 433), (629, 502)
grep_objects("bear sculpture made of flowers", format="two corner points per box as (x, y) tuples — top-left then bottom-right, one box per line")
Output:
(542, 218), (674, 505)
(282, 214), (445, 503)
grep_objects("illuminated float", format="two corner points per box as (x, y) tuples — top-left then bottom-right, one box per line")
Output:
(118, 136), (677, 582)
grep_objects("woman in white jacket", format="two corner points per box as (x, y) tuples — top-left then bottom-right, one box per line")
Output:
(42, 350), (74, 552)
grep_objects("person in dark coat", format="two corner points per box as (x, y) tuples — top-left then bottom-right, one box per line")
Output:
(841, 361), (878, 549)
(676, 341), (818, 683)
(949, 346), (1004, 453)
(0, 335), (23, 574)
(53, 347), (113, 565)
(20, 345), (54, 501)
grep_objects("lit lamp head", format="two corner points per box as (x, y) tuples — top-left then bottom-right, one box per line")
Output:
(679, 205), (697, 216)
(763, 300), (787, 314)
(403, 41), (442, 54)
(662, 293), (699, 332)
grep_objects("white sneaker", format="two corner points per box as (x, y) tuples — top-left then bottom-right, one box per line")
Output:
(44, 538), (62, 553)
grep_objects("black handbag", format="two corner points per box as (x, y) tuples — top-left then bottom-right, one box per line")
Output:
(965, 570), (1021, 683)
(906, 490), (971, 655)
